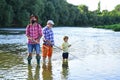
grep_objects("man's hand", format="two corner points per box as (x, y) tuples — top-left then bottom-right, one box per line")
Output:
(28, 37), (39, 44)
(44, 39), (52, 45)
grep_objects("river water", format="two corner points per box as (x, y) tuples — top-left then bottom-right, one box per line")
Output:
(0, 27), (120, 80)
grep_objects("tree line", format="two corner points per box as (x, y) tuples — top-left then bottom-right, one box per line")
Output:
(0, 0), (120, 27)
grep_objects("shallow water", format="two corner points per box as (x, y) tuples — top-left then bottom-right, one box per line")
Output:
(0, 27), (120, 80)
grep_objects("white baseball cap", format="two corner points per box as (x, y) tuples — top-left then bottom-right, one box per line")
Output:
(47, 20), (54, 25)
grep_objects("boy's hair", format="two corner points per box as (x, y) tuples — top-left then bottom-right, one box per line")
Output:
(63, 36), (69, 40)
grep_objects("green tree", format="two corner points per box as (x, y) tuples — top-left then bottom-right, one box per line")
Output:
(17, 10), (30, 27)
(41, 1), (55, 25)
(114, 4), (120, 11)
(3, 5), (14, 27)
(78, 5), (88, 14)
(67, 4), (78, 26)
(97, 1), (101, 14)
(0, 0), (7, 26)
(54, 0), (70, 26)
(77, 5), (89, 26)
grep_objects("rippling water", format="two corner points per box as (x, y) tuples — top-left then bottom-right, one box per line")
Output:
(0, 27), (120, 80)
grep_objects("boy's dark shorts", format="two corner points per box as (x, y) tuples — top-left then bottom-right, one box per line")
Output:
(62, 52), (69, 59)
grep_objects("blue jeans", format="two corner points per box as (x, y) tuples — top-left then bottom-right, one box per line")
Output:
(28, 44), (40, 54)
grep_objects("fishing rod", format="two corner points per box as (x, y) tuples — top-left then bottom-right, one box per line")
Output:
(53, 45), (62, 50)
(54, 45), (82, 61)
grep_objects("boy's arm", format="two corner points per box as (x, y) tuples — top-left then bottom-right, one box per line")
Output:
(68, 44), (71, 47)
(62, 43), (65, 49)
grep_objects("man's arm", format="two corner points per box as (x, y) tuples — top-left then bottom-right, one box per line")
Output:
(38, 24), (43, 38)
(26, 25), (30, 37)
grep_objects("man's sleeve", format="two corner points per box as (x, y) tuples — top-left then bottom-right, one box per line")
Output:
(38, 24), (43, 37)
(26, 25), (29, 37)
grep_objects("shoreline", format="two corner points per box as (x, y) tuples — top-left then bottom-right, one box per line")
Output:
(94, 23), (120, 31)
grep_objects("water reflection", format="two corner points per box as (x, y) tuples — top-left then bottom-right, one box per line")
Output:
(27, 65), (40, 80)
(61, 61), (69, 80)
(42, 62), (53, 80)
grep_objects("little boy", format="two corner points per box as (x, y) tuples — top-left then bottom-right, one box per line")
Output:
(62, 36), (71, 62)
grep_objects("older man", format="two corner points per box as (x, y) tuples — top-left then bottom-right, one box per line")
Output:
(42, 20), (55, 63)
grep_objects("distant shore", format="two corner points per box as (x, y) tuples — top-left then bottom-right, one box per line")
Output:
(94, 23), (120, 31)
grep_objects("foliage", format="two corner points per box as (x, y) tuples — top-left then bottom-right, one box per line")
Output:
(95, 23), (120, 31)
(0, 0), (120, 28)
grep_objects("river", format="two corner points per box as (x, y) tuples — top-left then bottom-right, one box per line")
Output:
(0, 27), (120, 80)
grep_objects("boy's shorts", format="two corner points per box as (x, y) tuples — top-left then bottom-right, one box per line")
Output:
(62, 52), (69, 59)
(28, 44), (40, 54)
(42, 45), (53, 57)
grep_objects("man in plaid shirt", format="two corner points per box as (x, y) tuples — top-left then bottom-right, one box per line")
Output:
(26, 15), (42, 65)
(42, 20), (55, 63)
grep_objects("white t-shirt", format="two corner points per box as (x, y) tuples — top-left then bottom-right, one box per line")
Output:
(62, 42), (70, 53)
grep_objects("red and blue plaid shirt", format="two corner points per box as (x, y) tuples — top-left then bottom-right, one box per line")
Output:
(26, 23), (42, 44)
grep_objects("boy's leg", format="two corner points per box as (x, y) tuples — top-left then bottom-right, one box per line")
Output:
(62, 53), (65, 61)
(27, 44), (33, 65)
(66, 53), (69, 61)
(62, 53), (68, 62)
(35, 44), (41, 65)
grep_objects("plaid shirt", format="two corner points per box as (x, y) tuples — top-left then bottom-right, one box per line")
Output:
(26, 23), (42, 44)
(43, 26), (54, 46)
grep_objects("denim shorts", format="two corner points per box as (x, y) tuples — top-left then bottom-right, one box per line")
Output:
(28, 44), (40, 54)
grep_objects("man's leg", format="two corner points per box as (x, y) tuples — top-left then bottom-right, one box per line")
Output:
(27, 54), (32, 65)
(35, 44), (41, 65)
(36, 54), (40, 65)
(27, 44), (33, 65)
(48, 46), (53, 63)
(42, 45), (47, 63)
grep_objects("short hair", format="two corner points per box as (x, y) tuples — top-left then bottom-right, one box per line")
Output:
(47, 20), (54, 25)
(63, 36), (69, 40)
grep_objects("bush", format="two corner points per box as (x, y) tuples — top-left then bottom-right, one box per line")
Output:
(113, 26), (120, 31)
(95, 23), (120, 31)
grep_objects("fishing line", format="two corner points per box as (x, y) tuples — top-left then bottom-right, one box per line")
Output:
(53, 45), (83, 61)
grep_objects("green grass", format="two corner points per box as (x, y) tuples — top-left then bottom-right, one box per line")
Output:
(94, 23), (120, 31)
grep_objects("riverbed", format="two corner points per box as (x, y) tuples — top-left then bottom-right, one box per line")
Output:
(0, 27), (120, 80)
